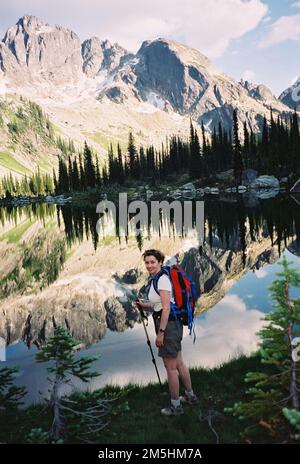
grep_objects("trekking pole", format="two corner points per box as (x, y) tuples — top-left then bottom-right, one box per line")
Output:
(137, 304), (163, 391)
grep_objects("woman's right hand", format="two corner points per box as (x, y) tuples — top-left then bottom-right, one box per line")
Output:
(135, 299), (150, 309)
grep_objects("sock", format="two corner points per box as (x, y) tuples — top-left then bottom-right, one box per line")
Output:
(185, 389), (194, 397)
(171, 398), (181, 408)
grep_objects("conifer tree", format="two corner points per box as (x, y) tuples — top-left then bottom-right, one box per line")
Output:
(117, 143), (124, 184)
(83, 141), (96, 188)
(260, 116), (269, 173)
(35, 326), (105, 441)
(232, 109), (244, 185)
(201, 121), (209, 177)
(227, 256), (300, 441)
(71, 158), (80, 191)
(283, 409), (300, 440)
(127, 132), (139, 178)
(79, 153), (86, 191)
(0, 366), (26, 441)
(95, 156), (102, 187)
(189, 121), (202, 178)
(243, 121), (250, 169)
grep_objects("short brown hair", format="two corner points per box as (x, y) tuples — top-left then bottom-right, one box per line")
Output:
(142, 249), (165, 263)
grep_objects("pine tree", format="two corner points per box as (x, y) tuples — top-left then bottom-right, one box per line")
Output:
(260, 116), (269, 173)
(83, 141), (96, 189)
(201, 121), (209, 177)
(283, 409), (300, 440)
(0, 366), (26, 411)
(189, 121), (202, 178)
(53, 169), (58, 194)
(290, 109), (300, 173)
(127, 132), (139, 178)
(79, 153), (85, 191)
(243, 121), (250, 169)
(0, 366), (27, 441)
(68, 156), (73, 191)
(71, 158), (80, 191)
(95, 156), (102, 187)
(227, 256), (300, 441)
(249, 128), (257, 170)
(35, 326), (104, 441)
(58, 158), (69, 193)
(117, 143), (124, 184)
(232, 109), (244, 186)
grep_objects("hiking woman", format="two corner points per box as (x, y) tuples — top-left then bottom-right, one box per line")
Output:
(136, 248), (198, 416)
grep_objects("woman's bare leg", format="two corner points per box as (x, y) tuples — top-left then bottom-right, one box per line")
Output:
(176, 352), (192, 391)
(163, 356), (180, 399)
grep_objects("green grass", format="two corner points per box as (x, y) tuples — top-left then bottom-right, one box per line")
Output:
(0, 150), (31, 175)
(83, 131), (128, 153)
(2, 353), (273, 444)
(43, 218), (59, 231)
(0, 218), (34, 244)
(99, 354), (263, 444)
(1, 354), (288, 444)
(37, 156), (55, 172)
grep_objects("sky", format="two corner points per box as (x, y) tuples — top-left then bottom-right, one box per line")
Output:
(0, 0), (299, 97)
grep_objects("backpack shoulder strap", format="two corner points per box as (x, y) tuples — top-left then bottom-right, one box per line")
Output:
(148, 267), (170, 296)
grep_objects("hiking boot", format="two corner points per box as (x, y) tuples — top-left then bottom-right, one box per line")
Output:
(161, 404), (184, 416)
(179, 393), (199, 405)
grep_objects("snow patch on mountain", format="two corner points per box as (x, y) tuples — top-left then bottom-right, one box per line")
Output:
(136, 91), (166, 113)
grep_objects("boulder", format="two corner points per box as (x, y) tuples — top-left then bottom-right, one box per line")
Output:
(181, 182), (196, 191)
(196, 188), (204, 197)
(170, 190), (182, 199)
(242, 169), (257, 186)
(120, 268), (141, 284)
(256, 189), (279, 199)
(182, 189), (196, 199)
(250, 175), (279, 190)
(146, 190), (153, 200)
(104, 296), (127, 331)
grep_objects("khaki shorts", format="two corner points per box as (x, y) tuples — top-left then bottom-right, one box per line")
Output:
(153, 315), (183, 358)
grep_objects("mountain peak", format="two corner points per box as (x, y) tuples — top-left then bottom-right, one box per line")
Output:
(279, 77), (300, 109)
(239, 79), (274, 102)
(3, 15), (56, 43)
(137, 37), (215, 73)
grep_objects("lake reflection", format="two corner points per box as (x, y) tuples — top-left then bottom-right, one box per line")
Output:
(1, 194), (300, 403)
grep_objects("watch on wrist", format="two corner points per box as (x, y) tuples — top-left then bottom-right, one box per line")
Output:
(159, 328), (165, 334)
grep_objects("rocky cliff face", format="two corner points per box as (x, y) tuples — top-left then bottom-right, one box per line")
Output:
(239, 79), (275, 103)
(0, 15), (83, 89)
(81, 37), (132, 78)
(0, 15), (295, 136)
(279, 77), (300, 110)
(95, 37), (292, 132)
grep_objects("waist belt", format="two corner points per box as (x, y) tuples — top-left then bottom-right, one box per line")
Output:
(152, 309), (176, 322)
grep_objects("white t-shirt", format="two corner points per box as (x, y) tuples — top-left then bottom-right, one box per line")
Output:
(148, 274), (175, 312)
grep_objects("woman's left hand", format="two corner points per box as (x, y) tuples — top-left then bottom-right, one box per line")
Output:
(155, 333), (164, 347)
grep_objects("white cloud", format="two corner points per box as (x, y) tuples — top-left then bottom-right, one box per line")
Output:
(1, 0), (268, 58)
(291, 1), (300, 8)
(255, 268), (267, 278)
(242, 69), (256, 82)
(262, 15), (272, 24)
(184, 294), (266, 368)
(260, 14), (300, 47)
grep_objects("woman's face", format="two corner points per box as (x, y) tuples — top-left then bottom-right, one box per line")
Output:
(144, 255), (162, 276)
